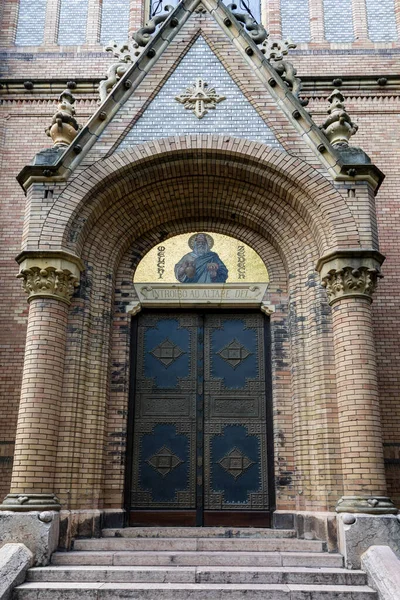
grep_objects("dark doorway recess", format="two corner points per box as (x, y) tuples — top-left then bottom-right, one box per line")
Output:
(126, 310), (275, 527)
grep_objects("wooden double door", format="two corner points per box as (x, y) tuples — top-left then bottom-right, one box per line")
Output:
(128, 311), (274, 527)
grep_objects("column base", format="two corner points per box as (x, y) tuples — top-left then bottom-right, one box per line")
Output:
(0, 494), (61, 512)
(336, 496), (398, 515)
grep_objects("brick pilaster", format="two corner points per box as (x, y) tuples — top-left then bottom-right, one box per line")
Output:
(309, 0), (326, 43)
(86, 0), (102, 45)
(42, 0), (62, 47)
(394, 0), (400, 40)
(351, 0), (369, 42)
(0, 0), (19, 46)
(264, 0), (282, 37)
(129, 0), (145, 37)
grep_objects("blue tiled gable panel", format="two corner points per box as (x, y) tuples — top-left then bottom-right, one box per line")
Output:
(101, 0), (130, 44)
(281, 0), (311, 43)
(58, 0), (88, 46)
(324, 0), (354, 42)
(15, 0), (46, 46)
(118, 37), (284, 150)
(366, 0), (398, 42)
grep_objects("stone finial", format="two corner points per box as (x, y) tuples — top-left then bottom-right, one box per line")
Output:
(320, 89), (358, 147)
(45, 89), (81, 147)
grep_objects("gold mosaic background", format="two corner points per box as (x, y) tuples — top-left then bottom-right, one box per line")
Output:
(134, 232), (269, 283)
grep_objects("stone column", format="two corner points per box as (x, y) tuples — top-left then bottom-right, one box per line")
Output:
(0, 252), (83, 512)
(317, 250), (397, 515)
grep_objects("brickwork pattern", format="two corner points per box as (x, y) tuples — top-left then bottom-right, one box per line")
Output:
(100, 0), (130, 44)
(119, 37), (283, 149)
(324, 0), (354, 43)
(366, 0), (398, 42)
(15, 0), (46, 46)
(10, 298), (69, 494)
(331, 297), (387, 496)
(58, 0), (88, 46)
(35, 137), (350, 510)
(7, 0), (400, 48)
(1, 0), (400, 511)
(281, 0), (311, 43)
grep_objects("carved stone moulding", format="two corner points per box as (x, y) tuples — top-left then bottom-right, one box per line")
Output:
(0, 493), (61, 512)
(316, 249), (385, 306)
(16, 251), (84, 305)
(336, 496), (398, 515)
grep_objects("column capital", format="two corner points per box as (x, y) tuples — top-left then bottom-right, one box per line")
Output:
(16, 251), (85, 305)
(316, 249), (385, 306)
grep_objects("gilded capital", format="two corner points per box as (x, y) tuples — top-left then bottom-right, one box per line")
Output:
(316, 249), (385, 306)
(16, 251), (84, 305)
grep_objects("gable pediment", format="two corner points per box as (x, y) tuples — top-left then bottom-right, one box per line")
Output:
(17, 0), (383, 192)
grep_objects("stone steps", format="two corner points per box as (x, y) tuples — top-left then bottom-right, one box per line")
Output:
(13, 528), (378, 600)
(51, 550), (344, 567)
(14, 582), (378, 599)
(27, 565), (368, 585)
(72, 537), (325, 552)
(101, 527), (296, 539)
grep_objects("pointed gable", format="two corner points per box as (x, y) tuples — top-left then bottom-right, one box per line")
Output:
(19, 0), (381, 190)
(118, 36), (283, 150)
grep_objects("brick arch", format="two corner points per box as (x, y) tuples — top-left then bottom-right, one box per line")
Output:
(78, 178), (318, 282)
(36, 137), (359, 261)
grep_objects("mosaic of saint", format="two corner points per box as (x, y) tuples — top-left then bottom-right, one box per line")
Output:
(174, 233), (228, 283)
(134, 232), (269, 284)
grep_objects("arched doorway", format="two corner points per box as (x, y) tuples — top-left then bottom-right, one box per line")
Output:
(126, 232), (273, 526)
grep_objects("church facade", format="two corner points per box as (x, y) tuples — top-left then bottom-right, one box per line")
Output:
(1, 0), (400, 547)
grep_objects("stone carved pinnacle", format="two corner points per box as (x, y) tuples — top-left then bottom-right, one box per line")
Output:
(18, 266), (80, 305)
(320, 89), (358, 147)
(45, 89), (81, 147)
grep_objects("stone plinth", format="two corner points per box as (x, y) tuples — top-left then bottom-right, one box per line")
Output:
(0, 512), (59, 566)
(338, 513), (400, 569)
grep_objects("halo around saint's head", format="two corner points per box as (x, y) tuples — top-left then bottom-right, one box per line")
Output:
(188, 233), (214, 250)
